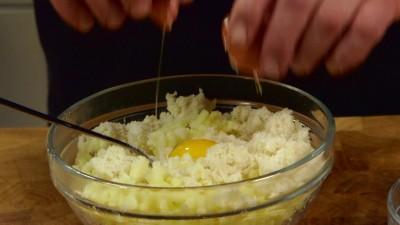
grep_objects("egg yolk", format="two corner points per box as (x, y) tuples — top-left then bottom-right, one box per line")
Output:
(170, 139), (216, 159)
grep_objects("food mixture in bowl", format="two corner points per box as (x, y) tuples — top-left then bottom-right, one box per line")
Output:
(71, 90), (325, 220)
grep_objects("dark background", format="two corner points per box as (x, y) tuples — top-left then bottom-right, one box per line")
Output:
(34, 0), (400, 117)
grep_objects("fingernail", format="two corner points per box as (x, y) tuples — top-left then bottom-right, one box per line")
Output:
(291, 61), (311, 76)
(230, 21), (247, 49)
(222, 17), (229, 52)
(326, 55), (345, 76)
(228, 55), (239, 73)
(141, 0), (152, 12)
(165, 1), (179, 30)
(78, 12), (94, 32)
(130, 0), (151, 19)
(165, 11), (174, 31)
(260, 59), (281, 80)
(107, 8), (125, 29)
(223, 34), (228, 52)
(326, 61), (344, 76)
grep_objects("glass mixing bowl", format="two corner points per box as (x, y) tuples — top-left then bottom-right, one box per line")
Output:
(47, 74), (335, 225)
(388, 179), (400, 225)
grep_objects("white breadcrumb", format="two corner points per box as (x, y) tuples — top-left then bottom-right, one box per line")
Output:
(75, 90), (314, 187)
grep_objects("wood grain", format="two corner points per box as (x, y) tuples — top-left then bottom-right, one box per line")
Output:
(0, 116), (399, 225)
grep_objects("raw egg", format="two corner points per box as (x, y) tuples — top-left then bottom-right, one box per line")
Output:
(170, 139), (216, 159)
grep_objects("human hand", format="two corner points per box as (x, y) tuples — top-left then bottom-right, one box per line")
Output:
(50, 0), (192, 33)
(223, 0), (400, 80)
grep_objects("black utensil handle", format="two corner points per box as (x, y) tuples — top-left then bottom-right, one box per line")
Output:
(0, 97), (151, 160)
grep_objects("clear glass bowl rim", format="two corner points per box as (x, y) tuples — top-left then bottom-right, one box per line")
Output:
(47, 74), (335, 191)
(388, 178), (400, 223)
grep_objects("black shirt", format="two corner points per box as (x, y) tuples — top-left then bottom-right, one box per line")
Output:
(34, 0), (400, 116)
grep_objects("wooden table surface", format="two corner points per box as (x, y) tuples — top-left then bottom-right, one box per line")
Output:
(0, 116), (399, 225)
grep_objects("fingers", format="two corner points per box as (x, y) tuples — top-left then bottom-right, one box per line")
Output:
(151, 0), (179, 30)
(121, 0), (186, 29)
(291, 0), (363, 76)
(50, 0), (95, 32)
(85, 0), (126, 29)
(227, 0), (272, 51)
(394, 0), (400, 19)
(227, 0), (398, 79)
(326, 0), (397, 75)
(223, 0), (272, 76)
(51, 0), (191, 32)
(259, 0), (321, 80)
(222, 18), (254, 74)
(121, 0), (152, 19)
(167, 0), (180, 28)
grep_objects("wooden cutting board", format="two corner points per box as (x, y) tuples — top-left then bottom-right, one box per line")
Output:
(0, 116), (399, 225)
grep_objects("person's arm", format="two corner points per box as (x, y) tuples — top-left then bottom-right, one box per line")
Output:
(49, 0), (192, 32)
(224, 0), (400, 79)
